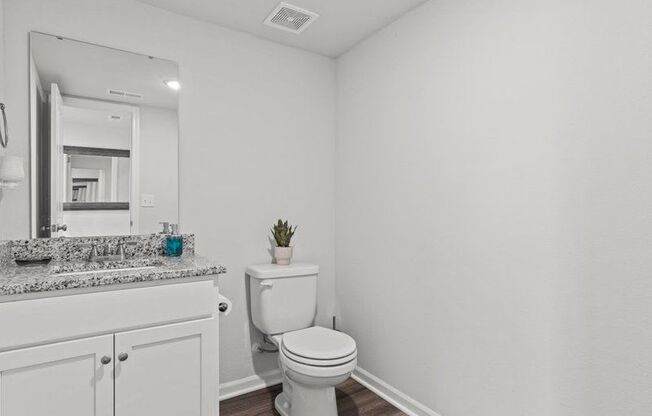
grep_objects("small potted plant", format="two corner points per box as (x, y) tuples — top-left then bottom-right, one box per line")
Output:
(271, 219), (297, 265)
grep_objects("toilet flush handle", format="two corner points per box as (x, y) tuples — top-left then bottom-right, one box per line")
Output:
(260, 280), (274, 288)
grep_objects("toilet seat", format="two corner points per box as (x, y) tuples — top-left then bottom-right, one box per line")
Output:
(278, 326), (358, 377)
(281, 344), (357, 367)
(281, 326), (357, 361)
(280, 347), (357, 379)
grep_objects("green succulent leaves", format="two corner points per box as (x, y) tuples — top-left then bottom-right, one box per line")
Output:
(271, 219), (297, 247)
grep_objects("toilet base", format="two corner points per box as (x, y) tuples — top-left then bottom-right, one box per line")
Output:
(275, 380), (339, 416)
(275, 392), (291, 416)
(271, 329), (357, 416)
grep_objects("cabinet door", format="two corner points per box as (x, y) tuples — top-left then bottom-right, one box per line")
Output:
(0, 335), (113, 416)
(114, 318), (217, 416)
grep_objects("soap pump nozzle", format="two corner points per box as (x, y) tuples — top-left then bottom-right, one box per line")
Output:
(159, 222), (170, 234)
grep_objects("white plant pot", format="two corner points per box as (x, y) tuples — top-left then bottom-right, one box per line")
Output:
(274, 246), (293, 265)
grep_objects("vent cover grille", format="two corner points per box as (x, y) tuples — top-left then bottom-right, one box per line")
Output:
(106, 89), (144, 100)
(264, 2), (319, 34)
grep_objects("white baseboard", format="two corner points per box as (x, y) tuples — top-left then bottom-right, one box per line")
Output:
(219, 366), (440, 416)
(219, 369), (283, 401)
(352, 367), (441, 416)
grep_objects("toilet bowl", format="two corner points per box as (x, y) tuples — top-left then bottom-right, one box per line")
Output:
(246, 263), (358, 416)
(272, 327), (357, 416)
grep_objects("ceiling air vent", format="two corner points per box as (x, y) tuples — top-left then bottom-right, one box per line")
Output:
(264, 2), (319, 34)
(124, 91), (144, 99)
(106, 89), (144, 100)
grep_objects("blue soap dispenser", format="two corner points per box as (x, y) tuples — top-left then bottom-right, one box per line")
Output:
(165, 224), (183, 257)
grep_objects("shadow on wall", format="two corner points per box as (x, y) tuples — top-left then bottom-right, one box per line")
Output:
(267, 236), (276, 262)
(244, 269), (279, 376)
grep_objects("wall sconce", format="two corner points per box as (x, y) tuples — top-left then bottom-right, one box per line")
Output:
(0, 155), (25, 189)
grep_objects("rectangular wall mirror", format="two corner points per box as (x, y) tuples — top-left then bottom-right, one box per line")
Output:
(29, 32), (180, 238)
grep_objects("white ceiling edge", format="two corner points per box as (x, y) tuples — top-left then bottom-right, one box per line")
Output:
(134, 0), (431, 58)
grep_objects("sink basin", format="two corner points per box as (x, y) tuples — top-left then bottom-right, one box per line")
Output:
(51, 258), (165, 275)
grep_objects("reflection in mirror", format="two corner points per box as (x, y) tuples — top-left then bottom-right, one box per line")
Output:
(64, 147), (130, 207)
(29, 32), (180, 238)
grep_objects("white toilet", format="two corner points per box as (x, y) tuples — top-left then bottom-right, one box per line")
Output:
(247, 263), (357, 416)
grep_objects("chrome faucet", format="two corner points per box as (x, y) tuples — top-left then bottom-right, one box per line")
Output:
(87, 241), (137, 262)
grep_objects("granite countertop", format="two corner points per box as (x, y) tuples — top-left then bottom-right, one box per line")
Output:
(0, 255), (226, 298)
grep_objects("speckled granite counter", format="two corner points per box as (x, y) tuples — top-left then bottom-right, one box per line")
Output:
(0, 234), (226, 299)
(3, 234), (196, 264)
(0, 255), (226, 298)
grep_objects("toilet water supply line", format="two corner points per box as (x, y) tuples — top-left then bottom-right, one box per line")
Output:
(214, 293), (278, 354)
(253, 336), (279, 354)
(252, 318), (340, 354)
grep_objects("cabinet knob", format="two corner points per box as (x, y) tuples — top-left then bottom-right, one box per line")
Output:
(100, 356), (112, 365)
(118, 352), (129, 362)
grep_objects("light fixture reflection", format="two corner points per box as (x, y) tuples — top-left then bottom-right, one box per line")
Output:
(164, 80), (181, 91)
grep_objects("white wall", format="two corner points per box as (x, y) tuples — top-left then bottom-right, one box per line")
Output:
(138, 105), (178, 233)
(63, 120), (131, 149)
(62, 210), (131, 237)
(1, 0), (336, 386)
(336, 0), (652, 415)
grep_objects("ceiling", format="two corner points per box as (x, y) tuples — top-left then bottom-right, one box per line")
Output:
(63, 106), (132, 131)
(31, 32), (180, 109)
(135, 0), (430, 57)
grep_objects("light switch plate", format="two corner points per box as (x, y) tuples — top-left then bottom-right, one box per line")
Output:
(141, 194), (155, 207)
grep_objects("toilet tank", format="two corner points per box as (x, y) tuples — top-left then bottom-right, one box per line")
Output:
(246, 263), (319, 335)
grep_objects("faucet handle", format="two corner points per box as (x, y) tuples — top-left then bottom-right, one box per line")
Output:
(116, 243), (126, 259)
(89, 244), (99, 259)
(116, 241), (138, 259)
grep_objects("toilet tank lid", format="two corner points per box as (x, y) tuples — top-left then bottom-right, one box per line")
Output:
(246, 263), (319, 279)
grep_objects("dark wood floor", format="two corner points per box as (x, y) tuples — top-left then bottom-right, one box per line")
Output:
(220, 379), (407, 416)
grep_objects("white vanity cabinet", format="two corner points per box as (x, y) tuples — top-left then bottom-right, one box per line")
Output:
(0, 335), (114, 416)
(114, 319), (217, 416)
(0, 278), (219, 416)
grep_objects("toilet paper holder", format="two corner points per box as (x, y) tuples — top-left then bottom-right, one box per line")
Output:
(217, 294), (232, 316)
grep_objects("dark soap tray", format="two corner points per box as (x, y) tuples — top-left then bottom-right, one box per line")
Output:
(14, 257), (53, 266)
